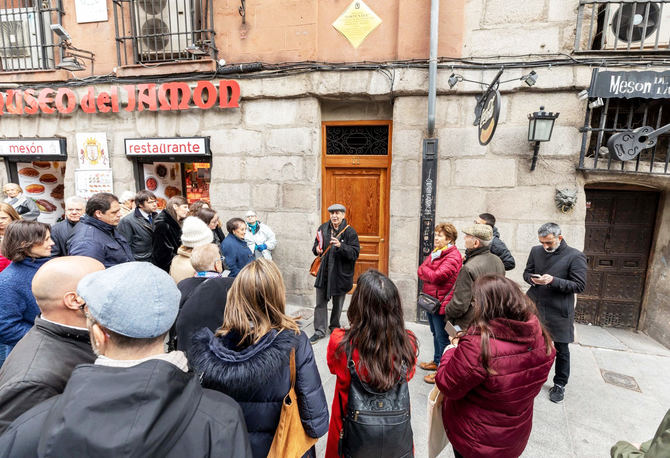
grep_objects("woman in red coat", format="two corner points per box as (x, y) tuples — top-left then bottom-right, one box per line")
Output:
(326, 269), (417, 458)
(417, 222), (462, 383)
(436, 275), (555, 458)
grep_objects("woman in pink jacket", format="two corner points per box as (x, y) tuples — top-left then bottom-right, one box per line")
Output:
(417, 222), (462, 384)
(436, 275), (555, 458)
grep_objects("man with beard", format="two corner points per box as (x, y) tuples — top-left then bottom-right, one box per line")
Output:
(310, 203), (360, 344)
(50, 196), (86, 257)
(523, 222), (587, 404)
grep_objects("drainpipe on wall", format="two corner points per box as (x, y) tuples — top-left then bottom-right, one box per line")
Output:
(417, 0), (440, 322)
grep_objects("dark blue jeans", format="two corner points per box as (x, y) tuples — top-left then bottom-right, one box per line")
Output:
(427, 312), (449, 365)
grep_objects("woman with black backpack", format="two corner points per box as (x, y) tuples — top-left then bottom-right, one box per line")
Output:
(326, 269), (418, 458)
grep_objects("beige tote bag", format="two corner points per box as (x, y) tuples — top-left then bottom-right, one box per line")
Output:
(427, 385), (449, 458)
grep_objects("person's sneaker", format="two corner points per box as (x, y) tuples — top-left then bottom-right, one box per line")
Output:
(309, 333), (325, 344)
(549, 384), (565, 403)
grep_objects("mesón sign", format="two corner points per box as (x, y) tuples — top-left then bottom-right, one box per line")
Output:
(0, 80), (240, 116)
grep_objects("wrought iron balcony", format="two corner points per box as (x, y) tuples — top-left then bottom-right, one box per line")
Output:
(113, 0), (216, 65)
(575, 1), (670, 53)
(0, 0), (63, 72)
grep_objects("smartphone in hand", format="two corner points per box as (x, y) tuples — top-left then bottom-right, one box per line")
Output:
(530, 274), (542, 278)
(445, 321), (461, 338)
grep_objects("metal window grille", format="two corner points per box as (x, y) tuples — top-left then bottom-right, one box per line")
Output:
(0, 0), (62, 71)
(575, 1), (670, 53)
(578, 97), (670, 174)
(325, 125), (390, 155)
(113, 0), (216, 65)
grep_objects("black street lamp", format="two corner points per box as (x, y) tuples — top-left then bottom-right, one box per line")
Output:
(528, 106), (560, 171)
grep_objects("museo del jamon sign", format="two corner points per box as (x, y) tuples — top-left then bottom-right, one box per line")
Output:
(0, 80), (240, 116)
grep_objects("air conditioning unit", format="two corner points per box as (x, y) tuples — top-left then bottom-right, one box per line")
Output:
(0, 8), (54, 71)
(133, 0), (193, 61)
(602, 2), (670, 50)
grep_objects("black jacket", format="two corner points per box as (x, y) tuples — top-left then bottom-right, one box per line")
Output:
(490, 227), (516, 271)
(176, 276), (234, 354)
(117, 207), (157, 262)
(0, 317), (95, 434)
(49, 219), (77, 257)
(0, 359), (251, 458)
(152, 211), (182, 272)
(68, 215), (133, 268)
(190, 329), (329, 458)
(523, 239), (587, 343)
(312, 219), (360, 297)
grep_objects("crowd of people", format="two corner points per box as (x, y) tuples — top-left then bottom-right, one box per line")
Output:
(0, 186), (665, 457)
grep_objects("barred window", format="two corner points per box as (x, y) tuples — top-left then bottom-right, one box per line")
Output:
(0, 0), (62, 72)
(113, 0), (216, 65)
(575, 1), (670, 53)
(579, 98), (670, 174)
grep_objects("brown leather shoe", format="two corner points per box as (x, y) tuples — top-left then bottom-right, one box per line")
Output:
(424, 372), (436, 384)
(419, 361), (438, 371)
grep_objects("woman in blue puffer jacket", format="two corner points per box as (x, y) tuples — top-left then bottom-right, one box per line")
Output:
(189, 258), (329, 458)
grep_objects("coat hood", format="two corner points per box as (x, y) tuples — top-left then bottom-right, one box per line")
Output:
(80, 214), (117, 234)
(36, 360), (202, 457)
(468, 315), (543, 345)
(190, 328), (297, 398)
(492, 226), (500, 238)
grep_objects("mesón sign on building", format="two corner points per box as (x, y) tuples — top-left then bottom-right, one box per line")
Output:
(591, 70), (670, 99)
(0, 80), (240, 116)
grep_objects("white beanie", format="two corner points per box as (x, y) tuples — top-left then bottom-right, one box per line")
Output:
(181, 216), (213, 248)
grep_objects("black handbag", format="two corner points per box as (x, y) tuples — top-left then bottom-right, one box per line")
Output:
(417, 293), (442, 315)
(338, 348), (413, 458)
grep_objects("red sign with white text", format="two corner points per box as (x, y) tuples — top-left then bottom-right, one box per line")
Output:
(0, 80), (240, 116)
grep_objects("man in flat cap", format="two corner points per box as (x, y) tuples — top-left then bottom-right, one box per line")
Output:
(310, 203), (360, 344)
(444, 224), (505, 331)
(0, 262), (251, 458)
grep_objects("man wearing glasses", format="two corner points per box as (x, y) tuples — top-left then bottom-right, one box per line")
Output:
(50, 196), (86, 257)
(117, 190), (159, 263)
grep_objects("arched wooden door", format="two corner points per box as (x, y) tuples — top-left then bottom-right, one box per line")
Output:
(321, 121), (391, 284)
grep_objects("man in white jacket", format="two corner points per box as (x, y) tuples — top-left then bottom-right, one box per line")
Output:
(244, 210), (276, 260)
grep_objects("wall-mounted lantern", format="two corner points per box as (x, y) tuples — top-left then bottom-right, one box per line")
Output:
(528, 106), (559, 171)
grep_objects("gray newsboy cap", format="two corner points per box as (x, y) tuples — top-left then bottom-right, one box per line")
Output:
(77, 262), (180, 339)
(462, 224), (493, 241)
(327, 203), (346, 213)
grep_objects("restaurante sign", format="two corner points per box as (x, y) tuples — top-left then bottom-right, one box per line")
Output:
(0, 80), (240, 116)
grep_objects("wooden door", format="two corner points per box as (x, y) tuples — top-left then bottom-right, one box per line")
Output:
(577, 189), (658, 328)
(322, 121), (391, 284)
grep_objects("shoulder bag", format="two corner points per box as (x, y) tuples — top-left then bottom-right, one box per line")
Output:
(267, 348), (317, 458)
(309, 225), (350, 277)
(417, 283), (455, 315)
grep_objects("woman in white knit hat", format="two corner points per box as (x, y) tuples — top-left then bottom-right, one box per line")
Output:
(169, 216), (213, 284)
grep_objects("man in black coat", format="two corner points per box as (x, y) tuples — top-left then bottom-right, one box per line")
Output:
(175, 244), (233, 354)
(476, 212), (515, 271)
(310, 203), (360, 343)
(50, 196), (86, 257)
(0, 256), (104, 433)
(117, 190), (158, 262)
(0, 262), (251, 457)
(523, 222), (587, 404)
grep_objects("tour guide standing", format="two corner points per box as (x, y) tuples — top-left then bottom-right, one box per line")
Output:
(310, 203), (360, 344)
(523, 222), (587, 404)
(68, 193), (133, 268)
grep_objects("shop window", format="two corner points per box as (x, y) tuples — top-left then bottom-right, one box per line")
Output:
(0, 0), (62, 72)
(138, 161), (211, 209)
(112, 0), (217, 65)
(325, 125), (390, 155)
(575, 1), (670, 53)
(578, 97), (670, 174)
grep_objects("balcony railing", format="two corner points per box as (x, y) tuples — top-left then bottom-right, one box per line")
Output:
(0, 0), (63, 71)
(113, 0), (216, 66)
(578, 97), (670, 174)
(575, 1), (670, 53)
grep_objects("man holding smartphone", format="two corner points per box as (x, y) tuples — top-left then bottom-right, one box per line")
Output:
(523, 222), (587, 404)
(310, 204), (360, 344)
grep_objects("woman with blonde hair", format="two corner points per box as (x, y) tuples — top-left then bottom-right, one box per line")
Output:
(189, 258), (329, 458)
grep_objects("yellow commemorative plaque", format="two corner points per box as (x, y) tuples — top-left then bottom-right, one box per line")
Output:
(332, 0), (382, 49)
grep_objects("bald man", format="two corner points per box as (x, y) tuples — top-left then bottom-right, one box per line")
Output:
(0, 256), (104, 433)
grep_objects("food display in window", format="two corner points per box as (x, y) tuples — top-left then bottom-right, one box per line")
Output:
(16, 161), (66, 225)
(143, 162), (183, 205)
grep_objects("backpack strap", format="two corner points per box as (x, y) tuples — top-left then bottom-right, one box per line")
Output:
(289, 348), (297, 389)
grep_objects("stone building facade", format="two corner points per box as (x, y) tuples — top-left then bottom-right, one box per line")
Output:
(1, 0), (669, 346)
